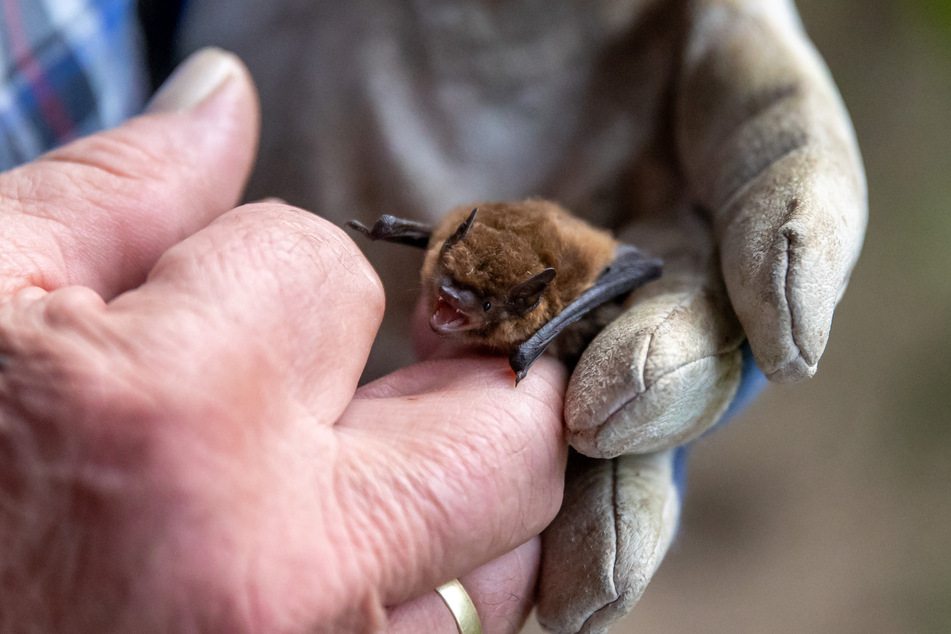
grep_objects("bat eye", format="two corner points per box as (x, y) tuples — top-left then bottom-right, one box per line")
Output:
(483, 301), (492, 312)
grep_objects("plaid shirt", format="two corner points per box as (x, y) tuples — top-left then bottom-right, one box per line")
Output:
(0, 0), (147, 169)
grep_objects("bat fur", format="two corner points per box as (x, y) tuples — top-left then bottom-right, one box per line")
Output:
(348, 199), (661, 381)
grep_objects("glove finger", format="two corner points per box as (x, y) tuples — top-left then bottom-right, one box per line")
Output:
(536, 449), (682, 634)
(677, 1), (866, 381)
(566, 204), (745, 458)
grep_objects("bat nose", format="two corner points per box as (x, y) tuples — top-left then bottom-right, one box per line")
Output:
(439, 284), (479, 312)
(432, 282), (484, 335)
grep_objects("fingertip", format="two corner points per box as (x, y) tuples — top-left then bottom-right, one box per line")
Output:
(303, 209), (387, 322)
(518, 355), (569, 392)
(146, 48), (256, 118)
(146, 47), (261, 212)
(722, 215), (838, 383)
(763, 350), (817, 382)
(537, 452), (681, 633)
(214, 201), (386, 313)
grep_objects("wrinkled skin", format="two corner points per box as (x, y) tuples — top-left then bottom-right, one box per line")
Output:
(0, 51), (568, 633)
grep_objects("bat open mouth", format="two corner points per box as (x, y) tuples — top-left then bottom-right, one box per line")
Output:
(430, 285), (482, 334)
(431, 298), (471, 333)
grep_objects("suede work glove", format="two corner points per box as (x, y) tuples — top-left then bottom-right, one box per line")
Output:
(537, 2), (865, 632)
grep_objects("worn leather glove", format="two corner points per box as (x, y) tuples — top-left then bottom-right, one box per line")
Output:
(176, 0), (866, 632)
(537, 2), (866, 632)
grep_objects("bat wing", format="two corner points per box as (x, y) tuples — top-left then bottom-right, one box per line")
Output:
(346, 215), (433, 249)
(509, 245), (662, 384)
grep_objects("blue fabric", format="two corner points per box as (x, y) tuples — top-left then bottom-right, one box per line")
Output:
(719, 341), (769, 425)
(0, 0), (148, 169)
(672, 443), (689, 501)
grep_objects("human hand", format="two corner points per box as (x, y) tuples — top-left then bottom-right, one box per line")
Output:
(538, 1), (867, 631)
(0, 49), (568, 633)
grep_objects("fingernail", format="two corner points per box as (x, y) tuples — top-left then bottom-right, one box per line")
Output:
(146, 47), (244, 113)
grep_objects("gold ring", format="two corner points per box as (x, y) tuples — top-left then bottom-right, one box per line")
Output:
(435, 579), (483, 634)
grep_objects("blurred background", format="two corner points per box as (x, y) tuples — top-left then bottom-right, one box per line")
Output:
(533, 1), (951, 632)
(3, 0), (945, 631)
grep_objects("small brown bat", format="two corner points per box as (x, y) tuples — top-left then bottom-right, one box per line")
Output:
(347, 200), (661, 383)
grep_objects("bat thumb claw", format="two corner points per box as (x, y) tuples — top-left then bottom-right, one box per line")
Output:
(345, 220), (370, 235)
(511, 364), (529, 386)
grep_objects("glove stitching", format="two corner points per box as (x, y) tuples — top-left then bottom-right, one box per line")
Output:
(765, 226), (809, 379)
(576, 457), (623, 634)
(581, 346), (741, 455)
(598, 294), (743, 429)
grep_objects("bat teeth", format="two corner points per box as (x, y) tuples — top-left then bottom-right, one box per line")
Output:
(430, 297), (477, 334)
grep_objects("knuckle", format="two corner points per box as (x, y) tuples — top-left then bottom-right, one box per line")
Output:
(40, 286), (106, 328)
(306, 213), (385, 306)
(233, 203), (386, 313)
(1, 290), (149, 430)
(37, 134), (173, 207)
(43, 119), (185, 184)
(0, 130), (175, 223)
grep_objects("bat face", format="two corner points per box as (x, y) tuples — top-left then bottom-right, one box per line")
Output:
(424, 208), (557, 345)
(427, 267), (557, 335)
(428, 272), (500, 335)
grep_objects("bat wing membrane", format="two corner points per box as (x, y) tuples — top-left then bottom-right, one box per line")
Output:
(509, 245), (662, 383)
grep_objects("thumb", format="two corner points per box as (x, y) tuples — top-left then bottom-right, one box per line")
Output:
(0, 47), (260, 299)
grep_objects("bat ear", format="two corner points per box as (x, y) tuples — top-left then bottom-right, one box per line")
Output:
(507, 267), (556, 314)
(444, 208), (478, 249)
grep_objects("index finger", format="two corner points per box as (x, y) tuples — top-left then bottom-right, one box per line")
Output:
(338, 356), (568, 608)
